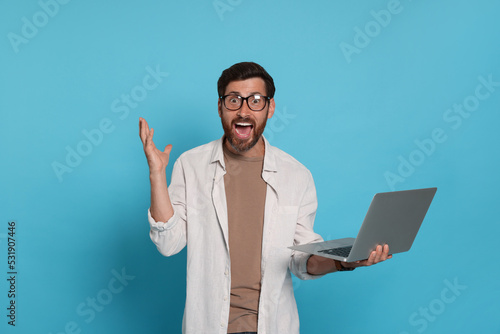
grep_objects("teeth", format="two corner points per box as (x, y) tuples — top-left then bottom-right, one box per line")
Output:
(236, 122), (252, 126)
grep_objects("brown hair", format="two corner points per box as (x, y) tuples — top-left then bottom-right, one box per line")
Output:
(217, 62), (275, 98)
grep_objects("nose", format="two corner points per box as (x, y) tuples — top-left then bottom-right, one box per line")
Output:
(237, 101), (252, 117)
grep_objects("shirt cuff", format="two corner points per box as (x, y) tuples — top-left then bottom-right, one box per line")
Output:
(296, 253), (326, 280)
(148, 209), (178, 231)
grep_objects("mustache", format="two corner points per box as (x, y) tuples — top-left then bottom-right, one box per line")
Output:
(231, 117), (255, 127)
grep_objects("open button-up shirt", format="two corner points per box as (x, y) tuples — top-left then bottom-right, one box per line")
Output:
(149, 137), (324, 334)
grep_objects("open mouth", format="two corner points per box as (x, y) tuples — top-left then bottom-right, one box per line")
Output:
(233, 122), (253, 139)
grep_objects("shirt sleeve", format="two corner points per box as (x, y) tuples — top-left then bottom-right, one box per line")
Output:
(148, 159), (188, 257)
(289, 170), (326, 280)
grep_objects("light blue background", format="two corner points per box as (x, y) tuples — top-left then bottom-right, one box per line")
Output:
(1, 0), (499, 333)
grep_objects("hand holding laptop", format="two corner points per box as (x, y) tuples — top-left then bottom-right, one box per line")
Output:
(307, 244), (392, 274)
(341, 244), (392, 270)
(294, 188), (437, 269)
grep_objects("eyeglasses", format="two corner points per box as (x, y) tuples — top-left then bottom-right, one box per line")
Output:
(220, 94), (270, 111)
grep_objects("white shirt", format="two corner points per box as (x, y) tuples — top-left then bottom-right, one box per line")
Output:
(149, 137), (324, 334)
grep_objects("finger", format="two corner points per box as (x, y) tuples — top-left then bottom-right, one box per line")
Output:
(377, 244), (385, 262)
(374, 244), (390, 262)
(140, 117), (149, 129)
(139, 118), (145, 142)
(381, 244), (390, 261)
(372, 245), (382, 263)
(139, 118), (150, 144)
(366, 250), (377, 266)
(357, 260), (368, 267)
(164, 144), (173, 155)
(144, 119), (152, 139)
(145, 128), (154, 147)
(348, 260), (364, 269)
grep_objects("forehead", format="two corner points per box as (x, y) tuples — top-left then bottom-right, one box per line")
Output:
(225, 78), (266, 95)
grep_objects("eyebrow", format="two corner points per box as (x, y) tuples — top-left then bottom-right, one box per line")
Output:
(226, 91), (265, 96)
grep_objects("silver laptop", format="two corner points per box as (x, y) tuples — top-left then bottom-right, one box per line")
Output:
(289, 187), (437, 262)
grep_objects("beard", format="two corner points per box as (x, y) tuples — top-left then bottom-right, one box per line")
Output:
(221, 110), (269, 153)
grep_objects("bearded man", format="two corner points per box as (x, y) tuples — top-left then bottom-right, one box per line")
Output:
(139, 62), (390, 334)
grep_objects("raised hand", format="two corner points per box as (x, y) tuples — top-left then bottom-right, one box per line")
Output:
(139, 117), (173, 174)
(139, 117), (174, 222)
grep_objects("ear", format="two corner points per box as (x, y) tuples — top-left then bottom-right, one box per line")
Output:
(267, 98), (275, 119)
(218, 99), (222, 117)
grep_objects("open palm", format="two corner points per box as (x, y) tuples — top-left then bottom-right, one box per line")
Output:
(139, 117), (172, 174)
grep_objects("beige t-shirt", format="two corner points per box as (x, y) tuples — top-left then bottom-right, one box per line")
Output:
(223, 146), (267, 333)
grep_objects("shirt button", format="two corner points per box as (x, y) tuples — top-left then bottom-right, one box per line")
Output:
(224, 269), (229, 276)
(224, 295), (228, 301)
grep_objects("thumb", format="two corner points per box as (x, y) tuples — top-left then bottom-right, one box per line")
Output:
(164, 144), (173, 155)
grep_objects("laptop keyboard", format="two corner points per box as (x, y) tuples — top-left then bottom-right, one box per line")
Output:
(318, 246), (352, 258)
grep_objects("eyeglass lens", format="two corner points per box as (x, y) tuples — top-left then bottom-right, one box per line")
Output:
(223, 95), (267, 111)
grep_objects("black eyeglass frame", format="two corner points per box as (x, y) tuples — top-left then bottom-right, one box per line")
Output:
(219, 94), (271, 111)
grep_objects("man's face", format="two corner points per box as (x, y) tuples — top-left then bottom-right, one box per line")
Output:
(218, 78), (275, 156)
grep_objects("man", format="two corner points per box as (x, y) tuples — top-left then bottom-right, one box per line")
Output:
(139, 62), (391, 334)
